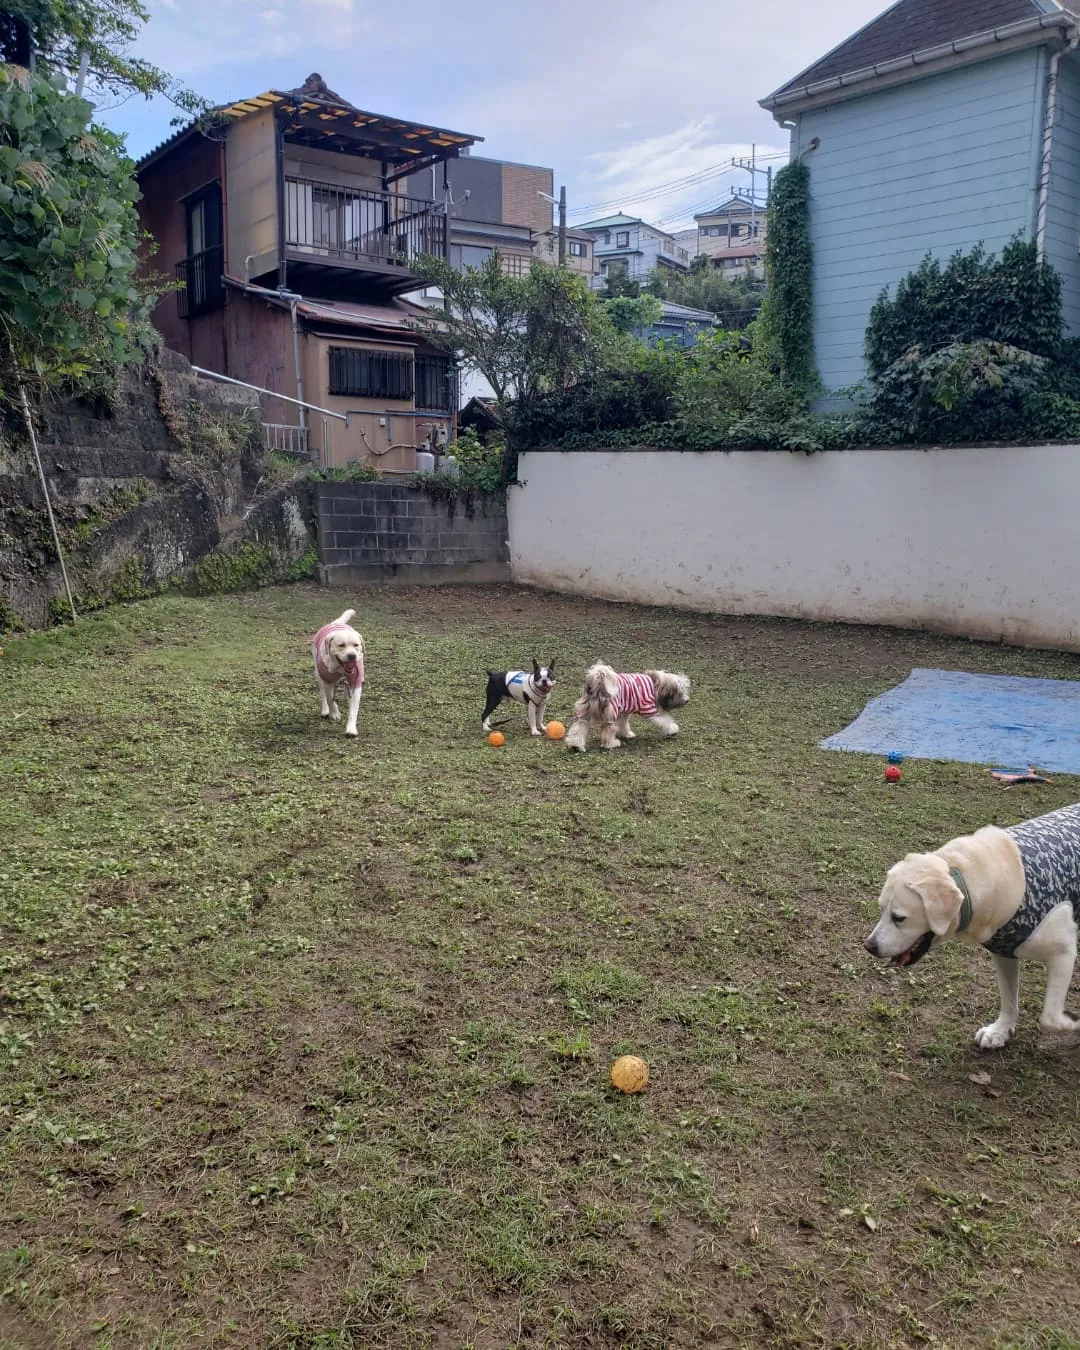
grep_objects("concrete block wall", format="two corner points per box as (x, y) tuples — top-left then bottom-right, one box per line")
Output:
(509, 446), (1080, 653)
(314, 480), (509, 585)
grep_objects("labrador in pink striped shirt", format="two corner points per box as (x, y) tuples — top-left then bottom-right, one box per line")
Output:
(565, 662), (690, 752)
(312, 608), (365, 737)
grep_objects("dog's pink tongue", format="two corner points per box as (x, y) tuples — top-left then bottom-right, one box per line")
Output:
(897, 948), (913, 967)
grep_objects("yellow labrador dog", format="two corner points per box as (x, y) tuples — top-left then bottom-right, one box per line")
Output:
(312, 608), (365, 737)
(865, 804), (1080, 1048)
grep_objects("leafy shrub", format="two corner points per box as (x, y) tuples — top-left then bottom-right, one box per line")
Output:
(853, 239), (1080, 443)
(865, 239), (1063, 377)
(675, 327), (804, 430)
(856, 341), (1046, 442)
(450, 427), (503, 494)
(510, 357), (680, 447)
(310, 460), (381, 483)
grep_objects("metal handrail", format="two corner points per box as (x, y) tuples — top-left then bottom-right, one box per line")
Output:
(190, 366), (348, 422)
(191, 366), (347, 470)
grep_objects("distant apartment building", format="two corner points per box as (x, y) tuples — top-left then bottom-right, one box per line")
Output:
(675, 194), (768, 278)
(405, 153), (552, 277)
(575, 214), (690, 290)
(533, 227), (596, 279)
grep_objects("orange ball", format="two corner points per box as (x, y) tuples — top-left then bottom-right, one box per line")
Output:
(610, 1055), (649, 1094)
(488, 731), (505, 747)
(545, 721), (566, 741)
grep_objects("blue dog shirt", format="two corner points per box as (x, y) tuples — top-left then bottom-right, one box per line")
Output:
(983, 804), (1080, 958)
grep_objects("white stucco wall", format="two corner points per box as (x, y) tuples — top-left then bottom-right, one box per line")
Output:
(509, 448), (1080, 651)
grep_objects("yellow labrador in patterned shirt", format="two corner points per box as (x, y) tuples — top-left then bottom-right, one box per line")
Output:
(864, 804), (1080, 1049)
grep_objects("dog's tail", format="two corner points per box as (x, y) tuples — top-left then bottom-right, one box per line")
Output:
(333, 608), (356, 627)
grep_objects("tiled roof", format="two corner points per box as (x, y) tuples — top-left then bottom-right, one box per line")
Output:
(576, 213), (679, 241)
(764, 0), (1075, 105)
(136, 75), (478, 172)
(223, 280), (439, 335)
(575, 214), (642, 230)
(708, 243), (764, 260)
(695, 194), (760, 219)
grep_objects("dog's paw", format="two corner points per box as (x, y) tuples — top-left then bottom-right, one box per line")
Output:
(1039, 1010), (1079, 1034)
(620, 728), (636, 740)
(664, 722), (679, 737)
(531, 729), (543, 737)
(345, 727), (358, 738)
(975, 1020), (1016, 1050)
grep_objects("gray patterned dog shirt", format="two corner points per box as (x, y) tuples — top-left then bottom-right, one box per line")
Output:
(983, 804), (1080, 958)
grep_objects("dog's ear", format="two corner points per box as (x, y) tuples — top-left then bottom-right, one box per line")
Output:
(532, 657), (541, 677)
(322, 632), (336, 663)
(909, 867), (963, 936)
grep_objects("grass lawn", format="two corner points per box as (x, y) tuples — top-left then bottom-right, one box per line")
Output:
(3, 584), (1080, 1349)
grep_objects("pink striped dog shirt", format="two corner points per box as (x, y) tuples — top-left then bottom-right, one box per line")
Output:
(611, 673), (658, 720)
(313, 622), (364, 690)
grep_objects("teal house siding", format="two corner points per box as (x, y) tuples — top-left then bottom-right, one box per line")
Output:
(1042, 53), (1080, 335)
(791, 49), (1048, 395)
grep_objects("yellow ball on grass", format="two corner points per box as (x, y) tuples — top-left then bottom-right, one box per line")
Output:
(610, 1055), (649, 1094)
(488, 731), (506, 747)
(545, 721), (566, 741)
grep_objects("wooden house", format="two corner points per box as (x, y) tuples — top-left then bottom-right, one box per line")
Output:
(136, 73), (480, 469)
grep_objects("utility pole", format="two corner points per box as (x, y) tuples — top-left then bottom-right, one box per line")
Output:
(538, 188), (568, 265)
(733, 146), (775, 262)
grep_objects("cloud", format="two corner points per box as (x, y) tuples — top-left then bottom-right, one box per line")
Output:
(571, 120), (787, 231)
(110, 0), (879, 192)
(135, 0), (368, 76)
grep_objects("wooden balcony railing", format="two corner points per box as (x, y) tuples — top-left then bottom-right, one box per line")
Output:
(175, 245), (225, 318)
(283, 176), (446, 268)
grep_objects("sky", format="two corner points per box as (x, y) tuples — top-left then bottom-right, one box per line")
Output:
(101, 0), (883, 233)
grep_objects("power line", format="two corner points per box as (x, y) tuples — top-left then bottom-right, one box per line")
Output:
(569, 149), (788, 223)
(569, 164), (738, 220)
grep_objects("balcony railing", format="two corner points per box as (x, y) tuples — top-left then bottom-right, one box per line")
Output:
(284, 176), (447, 268)
(176, 245), (225, 318)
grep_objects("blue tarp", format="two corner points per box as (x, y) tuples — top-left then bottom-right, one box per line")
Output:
(820, 668), (1080, 774)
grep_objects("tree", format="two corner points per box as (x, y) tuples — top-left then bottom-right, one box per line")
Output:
(4, 0), (203, 111)
(602, 293), (662, 336)
(0, 65), (161, 616)
(646, 262), (764, 328)
(0, 66), (155, 402)
(414, 255), (604, 421)
(600, 262), (640, 299)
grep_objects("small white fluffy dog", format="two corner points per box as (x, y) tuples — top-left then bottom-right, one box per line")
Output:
(865, 803), (1080, 1049)
(565, 663), (690, 752)
(312, 608), (365, 737)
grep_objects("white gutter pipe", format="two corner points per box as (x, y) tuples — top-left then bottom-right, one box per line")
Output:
(761, 12), (1074, 112)
(1036, 28), (1080, 260)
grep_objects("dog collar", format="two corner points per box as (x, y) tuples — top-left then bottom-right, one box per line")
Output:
(949, 866), (974, 934)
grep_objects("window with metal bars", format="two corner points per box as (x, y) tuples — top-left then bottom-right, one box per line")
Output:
(328, 347), (413, 400)
(415, 355), (454, 412)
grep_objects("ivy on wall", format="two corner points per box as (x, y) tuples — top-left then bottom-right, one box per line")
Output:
(760, 161), (816, 396)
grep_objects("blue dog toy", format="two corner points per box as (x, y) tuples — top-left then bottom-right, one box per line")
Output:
(887, 751), (905, 766)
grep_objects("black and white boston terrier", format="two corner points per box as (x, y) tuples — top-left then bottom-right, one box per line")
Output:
(482, 660), (556, 737)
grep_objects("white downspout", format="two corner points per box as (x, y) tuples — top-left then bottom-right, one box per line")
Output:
(1036, 30), (1080, 260)
(288, 296), (308, 454)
